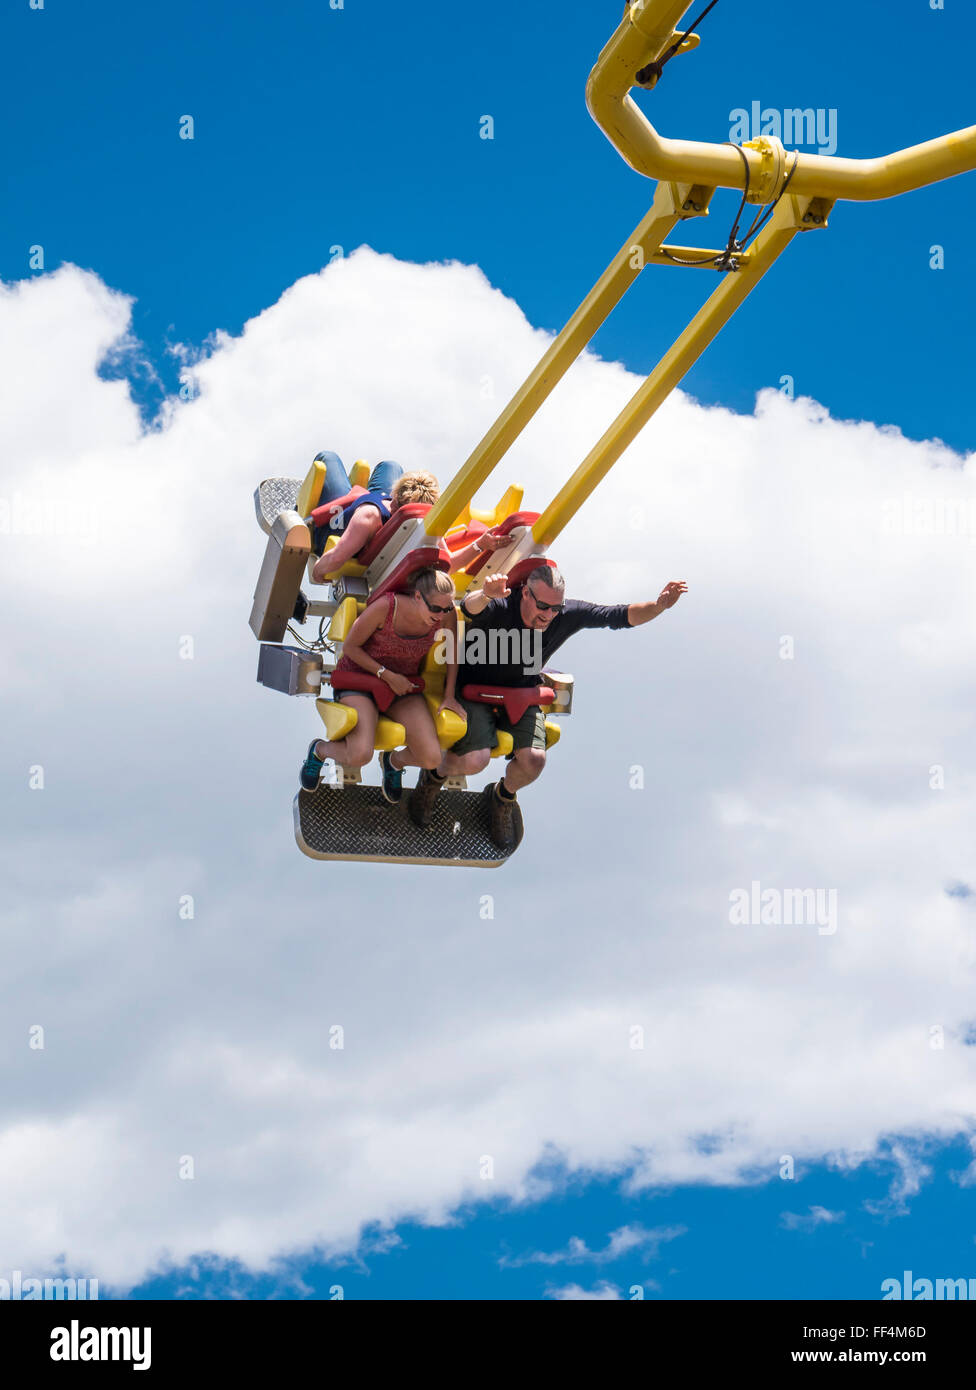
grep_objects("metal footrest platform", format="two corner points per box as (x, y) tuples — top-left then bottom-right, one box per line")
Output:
(294, 783), (512, 867)
(256, 478), (301, 534)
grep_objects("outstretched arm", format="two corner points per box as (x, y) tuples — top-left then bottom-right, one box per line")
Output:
(627, 580), (688, 626)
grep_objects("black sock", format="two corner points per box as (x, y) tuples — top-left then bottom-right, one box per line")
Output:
(496, 780), (516, 800)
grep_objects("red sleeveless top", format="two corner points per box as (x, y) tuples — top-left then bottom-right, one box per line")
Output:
(333, 592), (436, 679)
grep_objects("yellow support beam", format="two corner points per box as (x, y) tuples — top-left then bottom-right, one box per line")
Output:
(589, 1), (976, 202)
(533, 190), (822, 545)
(423, 179), (698, 535)
(424, 2), (976, 549)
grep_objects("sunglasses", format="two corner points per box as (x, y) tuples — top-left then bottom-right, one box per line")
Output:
(527, 585), (564, 613)
(420, 593), (455, 616)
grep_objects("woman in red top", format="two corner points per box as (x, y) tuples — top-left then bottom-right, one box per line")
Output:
(300, 568), (463, 803)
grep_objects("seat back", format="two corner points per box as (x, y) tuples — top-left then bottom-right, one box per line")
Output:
(368, 546), (451, 604)
(356, 503), (431, 567)
(463, 511), (542, 576)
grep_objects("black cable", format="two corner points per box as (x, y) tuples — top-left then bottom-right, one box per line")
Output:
(284, 617), (334, 654)
(657, 146), (800, 271)
(713, 141), (752, 267)
(736, 150), (801, 249)
(635, 0), (721, 87)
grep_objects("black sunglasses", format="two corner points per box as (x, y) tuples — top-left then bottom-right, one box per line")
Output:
(527, 585), (564, 613)
(420, 593), (455, 616)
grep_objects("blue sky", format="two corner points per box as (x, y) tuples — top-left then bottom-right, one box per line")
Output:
(125, 1140), (976, 1301)
(4, 0), (973, 446)
(2, 0), (974, 1301)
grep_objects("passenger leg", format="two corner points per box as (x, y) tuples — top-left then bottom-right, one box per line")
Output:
(311, 695), (378, 768)
(386, 694), (444, 771)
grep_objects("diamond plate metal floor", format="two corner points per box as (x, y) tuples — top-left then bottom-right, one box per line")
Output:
(294, 783), (512, 867)
(255, 478), (301, 534)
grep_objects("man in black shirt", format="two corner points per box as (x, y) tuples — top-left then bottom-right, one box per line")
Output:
(408, 563), (687, 848)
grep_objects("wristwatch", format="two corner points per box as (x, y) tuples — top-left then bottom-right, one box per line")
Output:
(376, 666), (387, 679)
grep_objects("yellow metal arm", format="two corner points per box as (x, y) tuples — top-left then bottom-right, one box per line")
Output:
(532, 189), (814, 545)
(590, 1), (976, 202)
(424, 182), (691, 535)
(425, 2), (975, 555)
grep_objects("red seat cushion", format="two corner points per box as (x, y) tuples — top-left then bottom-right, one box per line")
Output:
(464, 511), (542, 576)
(444, 520), (487, 552)
(330, 671), (425, 713)
(368, 546), (451, 604)
(308, 486), (367, 528)
(355, 503), (432, 568)
(505, 556), (556, 588)
(460, 684), (556, 724)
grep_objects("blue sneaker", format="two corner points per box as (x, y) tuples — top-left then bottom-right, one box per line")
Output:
(380, 750), (403, 804)
(300, 739), (325, 791)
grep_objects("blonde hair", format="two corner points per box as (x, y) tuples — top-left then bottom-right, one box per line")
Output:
(391, 470), (440, 509)
(408, 567), (455, 599)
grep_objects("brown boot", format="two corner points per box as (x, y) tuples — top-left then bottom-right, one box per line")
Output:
(484, 780), (524, 852)
(408, 769), (443, 828)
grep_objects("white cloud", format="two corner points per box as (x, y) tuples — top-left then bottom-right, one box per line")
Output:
(500, 1224), (685, 1267)
(780, 1206), (845, 1231)
(862, 1143), (933, 1218)
(544, 1280), (623, 1300)
(1, 250), (974, 1291)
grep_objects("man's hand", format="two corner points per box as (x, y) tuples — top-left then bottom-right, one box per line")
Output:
(657, 580), (687, 610)
(482, 573), (511, 601)
(627, 581), (688, 626)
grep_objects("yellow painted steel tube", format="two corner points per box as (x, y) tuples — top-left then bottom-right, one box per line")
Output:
(423, 186), (687, 535)
(532, 194), (807, 545)
(589, 1), (976, 201)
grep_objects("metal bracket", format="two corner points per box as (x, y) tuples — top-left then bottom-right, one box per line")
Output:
(741, 135), (788, 204)
(330, 575), (369, 601)
(797, 195), (836, 230)
(673, 182), (716, 219)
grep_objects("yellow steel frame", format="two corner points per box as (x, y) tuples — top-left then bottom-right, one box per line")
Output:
(423, 0), (976, 548)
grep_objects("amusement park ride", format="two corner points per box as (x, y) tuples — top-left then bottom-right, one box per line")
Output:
(249, 0), (976, 868)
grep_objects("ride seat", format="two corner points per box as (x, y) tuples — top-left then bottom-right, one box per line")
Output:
(368, 546), (451, 603)
(460, 683), (556, 724)
(355, 503), (431, 568)
(506, 555), (557, 587)
(454, 484), (525, 529)
(307, 486), (368, 529)
(463, 511), (542, 576)
(444, 520), (487, 552)
(329, 670), (424, 711)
